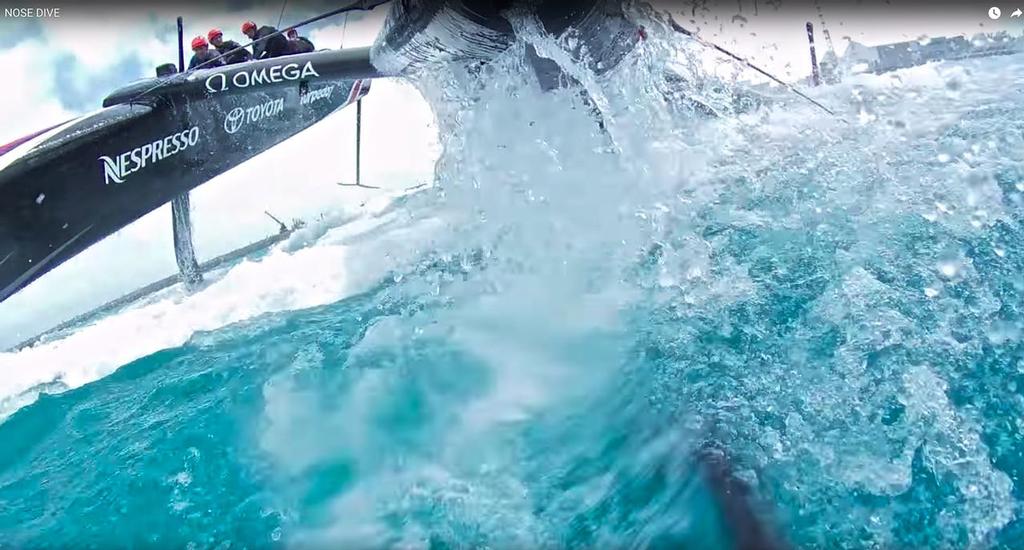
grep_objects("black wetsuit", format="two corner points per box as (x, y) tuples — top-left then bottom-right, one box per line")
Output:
(215, 40), (252, 65)
(288, 36), (315, 55)
(251, 26), (290, 60)
(188, 49), (223, 70)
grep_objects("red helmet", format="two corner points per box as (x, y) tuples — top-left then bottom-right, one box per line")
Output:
(207, 28), (223, 41)
(241, 21), (257, 34)
(191, 36), (208, 50)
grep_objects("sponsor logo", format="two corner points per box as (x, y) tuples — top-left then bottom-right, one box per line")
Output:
(205, 61), (319, 93)
(98, 126), (199, 185)
(300, 84), (335, 106)
(223, 97), (285, 134)
(344, 79), (369, 106)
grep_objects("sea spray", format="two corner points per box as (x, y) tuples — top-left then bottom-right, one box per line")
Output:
(0, 10), (1022, 549)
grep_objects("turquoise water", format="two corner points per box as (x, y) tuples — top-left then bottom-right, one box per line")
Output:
(2, 18), (1024, 548)
(0, 281), (737, 548)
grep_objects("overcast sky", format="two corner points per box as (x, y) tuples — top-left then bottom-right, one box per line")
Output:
(0, 0), (1014, 143)
(653, 0), (1016, 81)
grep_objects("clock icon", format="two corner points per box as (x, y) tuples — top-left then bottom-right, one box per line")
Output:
(989, 6), (1002, 19)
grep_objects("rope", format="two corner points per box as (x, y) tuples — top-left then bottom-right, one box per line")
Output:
(124, 0), (390, 106)
(340, 13), (350, 48)
(668, 15), (847, 123)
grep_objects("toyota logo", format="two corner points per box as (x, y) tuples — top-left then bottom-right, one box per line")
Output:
(224, 107), (244, 134)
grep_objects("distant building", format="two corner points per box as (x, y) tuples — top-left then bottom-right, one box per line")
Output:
(722, 30), (1022, 113)
(837, 32), (1023, 77)
(839, 39), (880, 74)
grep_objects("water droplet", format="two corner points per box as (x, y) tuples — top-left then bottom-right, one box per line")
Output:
(925, 287), (940, 298)
(856, 108), (876, 125)
(937, 153), (950, 163)
(35, 193), (45, 204)
(938, 261), (959, 278)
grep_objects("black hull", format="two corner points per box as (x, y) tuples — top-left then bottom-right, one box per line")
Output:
(0, 1), (643, 305)
(370, 0), (640, 78)
(0, 48), (375, 304)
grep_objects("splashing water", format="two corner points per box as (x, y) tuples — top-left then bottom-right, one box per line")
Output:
(1, 7), (1023, 548)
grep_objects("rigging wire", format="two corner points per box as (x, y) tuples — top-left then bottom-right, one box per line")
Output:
(276, 0), (290, 29)
(339, 12), (350, 49)
(668, 14), (848, 123)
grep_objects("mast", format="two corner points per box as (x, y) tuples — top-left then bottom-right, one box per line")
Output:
(806, 21), (821, 87)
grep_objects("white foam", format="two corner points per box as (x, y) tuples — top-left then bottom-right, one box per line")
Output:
(0, 191), (440, 421)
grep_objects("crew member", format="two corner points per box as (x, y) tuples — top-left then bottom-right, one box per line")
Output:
(241, 20), (289, 60)
(285, 28), (315, 55)
(208, 28), (251, 65)
(155, 62), (177, 77)
(188, 36), (223, 70)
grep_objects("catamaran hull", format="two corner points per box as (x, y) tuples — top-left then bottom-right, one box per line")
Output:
(0, 0), (644, 305)
(370, 0), (641, 84)
(0, 48), (375, 304)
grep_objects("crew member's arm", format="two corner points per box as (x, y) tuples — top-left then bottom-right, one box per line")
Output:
(235, 44), (252, 62)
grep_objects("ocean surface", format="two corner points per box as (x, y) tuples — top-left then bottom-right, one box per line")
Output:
(2, 12), (1024, 548)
